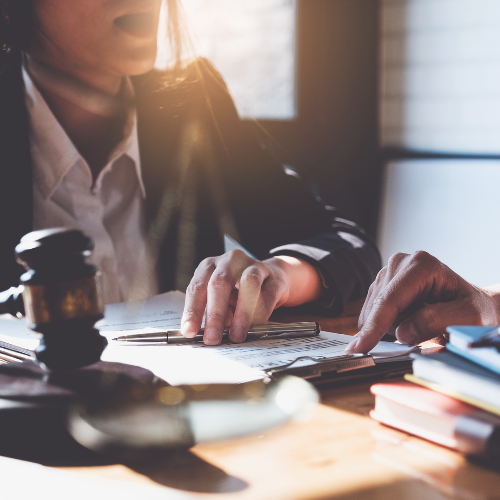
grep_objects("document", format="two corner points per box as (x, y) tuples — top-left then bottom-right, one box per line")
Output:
(99, 290), (186, 332)
(98, 291), (417, 385)
(0, 291), (418, 385)
(0, 291), (186, 354)
(102, 330), (417, 385)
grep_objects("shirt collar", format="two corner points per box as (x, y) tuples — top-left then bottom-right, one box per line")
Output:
(23, 67), (146, 200)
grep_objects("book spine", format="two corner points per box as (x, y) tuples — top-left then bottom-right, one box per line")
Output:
(371, 401), (500, 458)
(369, 409), (458, 449)
(455, 413), (500, 458)
(405, 373), (500, 417)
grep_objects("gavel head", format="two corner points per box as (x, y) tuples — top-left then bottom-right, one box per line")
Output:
(15, 228), (107, 370)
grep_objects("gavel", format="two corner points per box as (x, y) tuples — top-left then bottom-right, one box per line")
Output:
(0, 228), (107, 370)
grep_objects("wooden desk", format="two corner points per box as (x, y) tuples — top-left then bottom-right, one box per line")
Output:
(39, 303), (500, 498)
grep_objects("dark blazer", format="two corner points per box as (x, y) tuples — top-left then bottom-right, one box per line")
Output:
(0, 55), (381, 314)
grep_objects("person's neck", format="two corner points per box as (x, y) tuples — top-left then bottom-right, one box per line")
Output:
(25, 54), (129, 181)
(27, 49), (123, 96)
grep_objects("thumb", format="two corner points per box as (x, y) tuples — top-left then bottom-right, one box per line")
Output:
(396, 301), (459, 345)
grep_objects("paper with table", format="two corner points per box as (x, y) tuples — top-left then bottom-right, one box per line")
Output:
(0, 291), (418, 385)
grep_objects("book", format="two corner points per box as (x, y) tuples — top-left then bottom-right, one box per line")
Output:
(405, 373), (500, 417)
(370, 381), (500, 457)
(0, 315), (38, 363)
(411, 351), (500, 410)
(447, 325), (500, 375)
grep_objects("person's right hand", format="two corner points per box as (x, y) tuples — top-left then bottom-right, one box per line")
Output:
(345, 251), (500, 354)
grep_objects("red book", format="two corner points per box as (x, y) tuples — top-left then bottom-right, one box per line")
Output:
(370, 381), (500, 456)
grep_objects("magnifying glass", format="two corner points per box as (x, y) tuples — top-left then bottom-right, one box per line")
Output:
(68, 376), (318, 458)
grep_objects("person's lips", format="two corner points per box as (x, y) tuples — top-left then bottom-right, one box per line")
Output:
(114, 12), (156, 39)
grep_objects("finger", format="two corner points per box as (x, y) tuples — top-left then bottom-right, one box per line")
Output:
(181, 258), (216, 337)
(204, 254), (251, 345)
(225, 306), (234, 328)
(358, 254), (409, 330)
(255, 277), (287, 324)
(346, 254), (440, 353)
(204, 272), (236, 345)
(228, 288), (238, 311)
(225, 289), (238, 327)
(358, 279), (380, 330)
(230, 264), (270, 342)
(396, 299), (470, 345)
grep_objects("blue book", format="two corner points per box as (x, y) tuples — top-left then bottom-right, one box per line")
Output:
(447, 325), (500, 376)
(411, 351), (500, 411)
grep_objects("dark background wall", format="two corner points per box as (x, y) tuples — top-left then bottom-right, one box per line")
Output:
(243, 0), (381, 237)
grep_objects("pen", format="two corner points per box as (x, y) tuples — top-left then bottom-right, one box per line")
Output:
(111, 322), (320, 344)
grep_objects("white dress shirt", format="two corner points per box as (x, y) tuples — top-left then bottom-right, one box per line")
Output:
(23, 68), (159, 304)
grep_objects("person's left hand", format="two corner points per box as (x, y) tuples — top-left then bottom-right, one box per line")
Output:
(345, 251), (500, 354)
(180, 249), (321, 345)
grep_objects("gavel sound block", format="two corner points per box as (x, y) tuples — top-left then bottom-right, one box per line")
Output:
(0, 228), (107, 370)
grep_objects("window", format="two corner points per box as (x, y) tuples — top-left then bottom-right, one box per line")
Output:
(378, 0), (500, 284)
(380, 0), (500, 154)
(157, 0), (297, 120)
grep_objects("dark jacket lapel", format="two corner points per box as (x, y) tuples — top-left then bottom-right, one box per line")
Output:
(0, 56), (33, 289)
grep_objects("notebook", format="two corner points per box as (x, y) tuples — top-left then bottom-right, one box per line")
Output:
(447, 325), (500, 375)
(405, 373), (500, 417)
(411, 351), (500, 410)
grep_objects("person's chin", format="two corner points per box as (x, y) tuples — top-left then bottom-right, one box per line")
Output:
(111, 45), (158, 76)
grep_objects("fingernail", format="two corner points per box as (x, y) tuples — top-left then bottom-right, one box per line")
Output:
(344, 338), (359, 353)
(204, 328), (222, 345)
(396, 321), (419, 345)
(181, 321), (198, 338)
(229, 326), (245, 343)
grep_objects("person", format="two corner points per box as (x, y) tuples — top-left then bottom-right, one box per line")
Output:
(0, 0), (381, 345)
(345, 250), (500, 354)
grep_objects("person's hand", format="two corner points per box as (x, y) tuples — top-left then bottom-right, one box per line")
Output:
(180, 249), (322, 345)
(345, 251), (500, 354)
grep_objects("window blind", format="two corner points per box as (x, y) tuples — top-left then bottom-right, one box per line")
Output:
(380, 0), (500, 154)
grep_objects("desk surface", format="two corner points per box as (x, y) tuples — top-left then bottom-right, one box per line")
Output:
(43, 302), (500, 499)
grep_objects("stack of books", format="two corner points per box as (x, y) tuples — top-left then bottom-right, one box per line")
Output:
(370, 325), (500, 459)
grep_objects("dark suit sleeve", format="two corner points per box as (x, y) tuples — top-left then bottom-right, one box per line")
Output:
(195, 59), (381, 315)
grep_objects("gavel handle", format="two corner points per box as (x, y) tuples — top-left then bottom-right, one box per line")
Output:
(0, 286), (25, 317)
